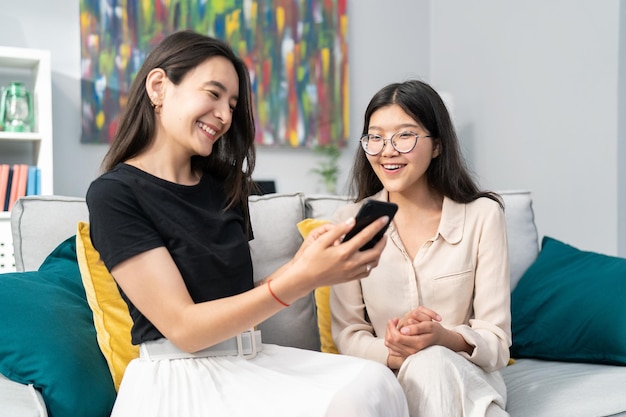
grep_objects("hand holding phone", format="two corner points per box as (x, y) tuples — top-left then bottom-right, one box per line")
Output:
(342, 200), (398, 251)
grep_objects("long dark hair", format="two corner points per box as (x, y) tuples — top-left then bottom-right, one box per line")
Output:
(101, 30), (256, 214)
(349, 80), (502, 208)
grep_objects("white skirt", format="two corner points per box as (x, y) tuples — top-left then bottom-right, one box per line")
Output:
(112, 343), (409, 417)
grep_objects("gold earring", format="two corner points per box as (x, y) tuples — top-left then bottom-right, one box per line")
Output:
(150, 97), (162, 111)
(149, 92), (159, 108)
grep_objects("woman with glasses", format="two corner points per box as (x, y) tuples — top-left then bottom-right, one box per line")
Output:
(330, 80), (511, 417)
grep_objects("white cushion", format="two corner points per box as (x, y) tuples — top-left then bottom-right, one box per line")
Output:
(0, 373), (47, 417)
(499, 191), (539, 290)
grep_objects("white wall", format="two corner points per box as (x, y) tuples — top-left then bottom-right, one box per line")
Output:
(619, 3), (626, 256)
(1, 0), (624, 256)
(430, 0), (622, 256)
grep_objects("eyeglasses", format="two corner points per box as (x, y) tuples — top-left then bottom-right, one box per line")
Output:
(360, 131), (431, 156)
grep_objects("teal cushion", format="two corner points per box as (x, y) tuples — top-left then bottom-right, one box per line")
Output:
(0, 236), (116, 417)
(511, 236), (626, 364)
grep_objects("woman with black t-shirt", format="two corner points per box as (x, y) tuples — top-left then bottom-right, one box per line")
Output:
(86, 30), (409, 417)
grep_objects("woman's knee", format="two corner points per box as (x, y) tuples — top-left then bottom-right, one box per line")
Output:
(403, 346), (458, 370)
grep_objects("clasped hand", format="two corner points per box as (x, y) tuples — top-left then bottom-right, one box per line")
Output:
(385, 306), (444, 369)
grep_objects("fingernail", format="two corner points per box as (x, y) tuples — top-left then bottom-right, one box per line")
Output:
(345, 217), (355, 225)
(380, 215), (390, 224)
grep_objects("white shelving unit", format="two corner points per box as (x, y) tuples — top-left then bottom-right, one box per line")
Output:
(0, 46), (53, 272)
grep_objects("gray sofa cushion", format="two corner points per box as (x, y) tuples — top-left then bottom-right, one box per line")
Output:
(305, 194), (351, 221)
(249, 193), (306, 281)
(248, 193), (321, 350)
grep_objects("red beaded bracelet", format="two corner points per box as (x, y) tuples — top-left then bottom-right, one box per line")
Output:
(267, 280), (290, 307)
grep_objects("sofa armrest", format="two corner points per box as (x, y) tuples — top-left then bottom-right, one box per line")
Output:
(10, 195), (88, 272)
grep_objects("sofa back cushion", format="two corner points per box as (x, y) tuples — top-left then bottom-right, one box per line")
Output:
(11, 191), (539, 290)
(305, 194), (351, 221)
(498, 191), (540, 290)
(248, 193), (321, 350)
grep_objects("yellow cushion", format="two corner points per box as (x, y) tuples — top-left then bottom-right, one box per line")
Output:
(296, 219), (339, 354)
(75, 222), (138, 391)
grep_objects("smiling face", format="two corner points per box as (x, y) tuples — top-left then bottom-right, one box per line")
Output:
(366, 104), (440, 197)
(151, 56), (240, 159)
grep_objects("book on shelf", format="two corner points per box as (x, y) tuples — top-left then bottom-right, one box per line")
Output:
(2, 165), (13, 211)
(2, 164), (41, 211)
(0, 164), (9, 211)
(35, 167), (41, 195)
(7, 164), (27, 211)
(26, 165), (38, 196)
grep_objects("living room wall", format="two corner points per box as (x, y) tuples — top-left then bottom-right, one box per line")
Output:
(429, 0), (624, 257)
(1, 0), (624, 257)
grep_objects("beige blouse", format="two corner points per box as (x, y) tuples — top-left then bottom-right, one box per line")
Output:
(330, 190), (512, 373)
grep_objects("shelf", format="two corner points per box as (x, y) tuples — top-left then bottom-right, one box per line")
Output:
(0, 46), (52, 196)
(0, 131), (42, 142)
(0, 46), (52, 272)
(0, 46), (48, 69)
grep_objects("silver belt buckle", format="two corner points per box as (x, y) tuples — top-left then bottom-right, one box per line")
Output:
(237, 329), (258, 359)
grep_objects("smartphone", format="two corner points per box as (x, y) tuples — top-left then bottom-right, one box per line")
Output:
(342, 200), (398, 251)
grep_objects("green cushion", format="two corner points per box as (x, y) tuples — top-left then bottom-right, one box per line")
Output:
(0, 236), (116, 417)
(511, 236), (626, 364)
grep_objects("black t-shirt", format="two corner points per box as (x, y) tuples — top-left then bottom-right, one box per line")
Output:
(86, 163), (254, 344)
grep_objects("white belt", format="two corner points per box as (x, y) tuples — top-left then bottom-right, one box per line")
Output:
(140, 330), (262, 360)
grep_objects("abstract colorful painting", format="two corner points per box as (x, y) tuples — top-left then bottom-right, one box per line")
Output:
(79, 0), (349, 148)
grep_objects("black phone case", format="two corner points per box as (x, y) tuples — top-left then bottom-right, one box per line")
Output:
(342, 200), (398, 251)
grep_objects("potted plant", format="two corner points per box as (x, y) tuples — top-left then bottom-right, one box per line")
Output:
(311, 143), (341, 194)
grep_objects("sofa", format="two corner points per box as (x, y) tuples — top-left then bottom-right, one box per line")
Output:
(1, 191), (626, 417)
